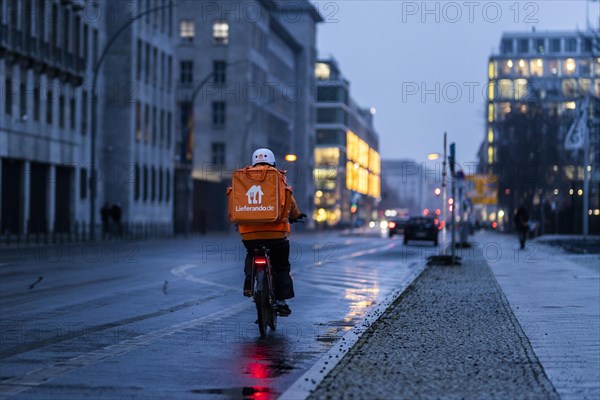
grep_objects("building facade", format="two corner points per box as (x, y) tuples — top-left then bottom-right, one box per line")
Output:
(1, 0), (106, 235)
(102, 0), (177, 231)
(313, 58), (381, 227)
(174, 0), (321, 232)
(1, 0), (177, 238)
(480, 30), (600, 233)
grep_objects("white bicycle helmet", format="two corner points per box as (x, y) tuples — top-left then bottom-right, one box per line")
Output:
(252, 148), (276, 166)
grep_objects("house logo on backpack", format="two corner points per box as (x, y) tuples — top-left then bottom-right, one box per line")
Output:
(246, 185), (264, 204)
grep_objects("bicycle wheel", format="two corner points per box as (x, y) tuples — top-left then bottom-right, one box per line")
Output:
(254, 273), (270, 336)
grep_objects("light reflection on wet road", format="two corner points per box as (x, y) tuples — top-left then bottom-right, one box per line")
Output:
(0, 232), (427, 399)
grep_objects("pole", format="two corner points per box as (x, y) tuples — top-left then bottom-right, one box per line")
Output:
(583, 131), (590, 239)
(88, 3), (174, 240)
(441, 132), (448, 255)
(451, 168), (456, 263)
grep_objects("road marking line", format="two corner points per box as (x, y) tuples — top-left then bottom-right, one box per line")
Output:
(0, 301), (251, 399)
(171, 264), (238, 290)
(279, 261), (426, 400)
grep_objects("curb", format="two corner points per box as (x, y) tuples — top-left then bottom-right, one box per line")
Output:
(279, 262), (427, 400)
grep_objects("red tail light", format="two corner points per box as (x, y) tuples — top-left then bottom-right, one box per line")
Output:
(254, 257), (267, 265)
(388, 222), (396, 229)
(492, 222), (498, 229)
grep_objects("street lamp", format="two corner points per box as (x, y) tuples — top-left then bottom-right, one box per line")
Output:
(427, 153), (440, 161)
(284, 154), (298, 162)
(89, 2), (175, 240)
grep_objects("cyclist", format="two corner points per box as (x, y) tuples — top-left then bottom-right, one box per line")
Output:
(238, 148), (306, 316)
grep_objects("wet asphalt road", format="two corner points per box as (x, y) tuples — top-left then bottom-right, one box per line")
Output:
(0, 231), (429, 399)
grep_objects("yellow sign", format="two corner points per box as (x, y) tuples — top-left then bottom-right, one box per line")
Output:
(465, 174), (498, 205)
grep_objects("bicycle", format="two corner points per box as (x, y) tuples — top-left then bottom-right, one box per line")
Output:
(251, 247), (277, 336)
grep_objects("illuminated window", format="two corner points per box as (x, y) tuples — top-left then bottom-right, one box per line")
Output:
(346, 131), (359, 162)
(488, 146), (494, 164)
(487, 128), (494, 144)
(488, 62), (496, 79)
(579, 59), (591, 76)
(358, 138), (369, 168)
(594, 80), (600, 97)
(515, 59), (528, 76)
(498, 103), (511, 120)
(488, 81), (495, 101)
(530, 59), (543, 77)
(498, 79), (514, 100)
(179, 19), (195, 42)
(213, 21), (229, 45)
(562, 79), (576, 97)
(579, 79), (591, 96)
(499, 60), (512, 76)
(596, 59), (600, 76)
(488, 104), (494, 123)
(514, 79), (527, 100)
(563, 58), (576, 75)
(315, 63), (331, 80)
(314, 147), (340, 165)
(369, 149), (380, 175)
(548, 59), (560, 76)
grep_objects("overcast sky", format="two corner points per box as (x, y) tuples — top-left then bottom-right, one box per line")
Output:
(315, 0), (599, 164)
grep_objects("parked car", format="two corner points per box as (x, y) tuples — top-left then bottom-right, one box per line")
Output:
(388, 219), (407, 238)
(403, 216), (439, 246)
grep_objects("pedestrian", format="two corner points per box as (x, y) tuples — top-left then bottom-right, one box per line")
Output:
(111, 202), (123, 239)
(100, 202), (111, 240)
(514, 205), (530, 249)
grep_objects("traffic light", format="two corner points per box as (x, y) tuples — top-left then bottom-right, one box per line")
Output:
(350, 203), (358, 214)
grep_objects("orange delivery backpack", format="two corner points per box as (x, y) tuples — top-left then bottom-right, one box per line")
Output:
(227, 166), (288, 225)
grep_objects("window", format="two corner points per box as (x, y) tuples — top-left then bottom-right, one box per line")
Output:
(160, 110), (165, 145)
(566, 38), (577, 52)
(213, 61), (226, 85)
(160, 52), (165, 89)
(152, 48), (158, 86)
(81, 90), (88, 134)
(46, 90), (53, 124)
(500, 39), (513, 54)
(167, 112), (172, 148)
(33, 84), (40, 121)
(136, 39), (142, 80)
(212, 143), (225, 166)
(563, 58), (576, 76)
(152, 106), (157, 144)
(530, 59), (543, 77)
(143, 166), (148, 201)
(59, 95), (65, 128)
(5, 78), (12, 115)
(550, 38), (561, 53)
(212, 101), (225, 126)
(80, 168), (87, 199)
(213, 21), (229, 45)
(144, 104), (150, 142)
(145, 44), (150, 83)
(180, 60), (193, 84)
(19, 82), (26, 119)
(83, 25), (88, 64)
(166, 171), (170, 202)
(583, 38), (593, 53)
(515, 59), (528, 77)
(167, 56), (172, 90)
(179, 19), (195, 41)
(151, 167), (156, 201)
(158, 168), (163, 202)
(535, 38), (545, 54)
(135, 101), (142, 141)
(518, 39), (529, 53)
(93, 28), (98, 66)
(562, 79), (576, 97)
(548, 59), (560, 76)
(70, 97), (76, 130)
(134, 164), (140, 201)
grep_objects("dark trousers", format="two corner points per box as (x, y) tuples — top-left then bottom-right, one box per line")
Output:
(243, 238), (295, 300)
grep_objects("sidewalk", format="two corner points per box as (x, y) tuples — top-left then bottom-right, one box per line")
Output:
(485, 232), (600, 400)
(308, 240), (560, 399)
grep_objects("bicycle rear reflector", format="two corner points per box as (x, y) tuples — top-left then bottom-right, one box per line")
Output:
(254, 257), (268, 265)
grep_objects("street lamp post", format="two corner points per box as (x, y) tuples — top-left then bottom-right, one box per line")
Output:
(89, 2), (174, 240)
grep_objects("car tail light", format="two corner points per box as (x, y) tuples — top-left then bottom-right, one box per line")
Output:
(254, 257), (268, 265)
(492, 222), (498, 229)
(388, 222), (396, 229)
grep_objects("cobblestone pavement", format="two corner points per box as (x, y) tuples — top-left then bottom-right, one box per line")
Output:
(309, 248), (559, 400)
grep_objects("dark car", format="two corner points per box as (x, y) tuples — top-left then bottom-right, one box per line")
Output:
(403, 216), (439, 246)
(388, 219), (407, 238)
